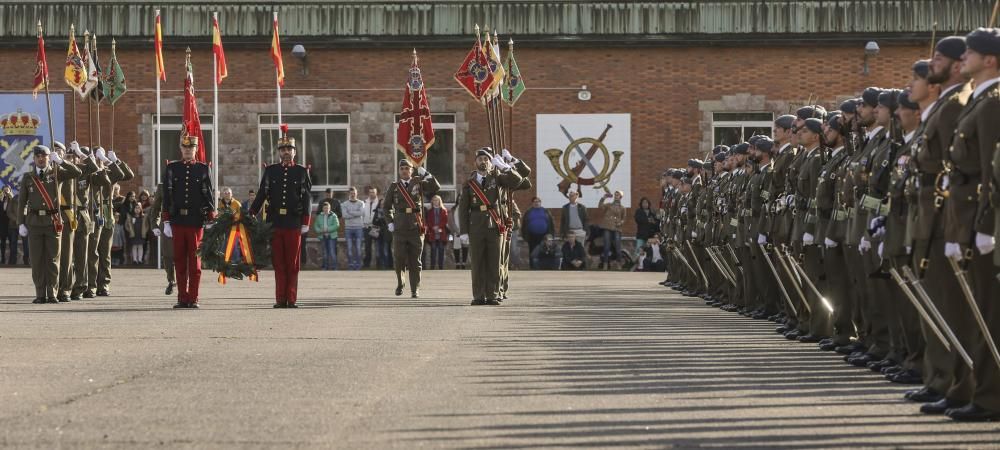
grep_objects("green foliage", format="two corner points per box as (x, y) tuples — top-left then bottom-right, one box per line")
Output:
(198, 208), (272, 281)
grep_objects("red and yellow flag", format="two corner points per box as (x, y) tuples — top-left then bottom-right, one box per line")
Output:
(32, 23), (48, 98)
(183, 53), (207, 163)
(396, 51), (435, 166)
(212, 14), (227, 85)
(64, 24), (88, 97)
(454, 27), (495, 101)
(270, 12), (284, 87)
(154, 10), (166, 82)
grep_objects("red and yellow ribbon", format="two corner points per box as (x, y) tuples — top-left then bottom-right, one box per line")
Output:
(218, 209), (258, 284)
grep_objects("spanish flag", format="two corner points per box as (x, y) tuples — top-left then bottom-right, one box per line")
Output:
(32, 22), (48, 99)
(271, 12), (284, 87)
(64, 24), (88, 97)
(155, 9), (166, 82)
(212, 13), (227, 85)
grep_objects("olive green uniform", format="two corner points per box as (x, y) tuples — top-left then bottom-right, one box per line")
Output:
(17, 161), (83, 300)
(384, 175), (441, 295)
(88, 160), (134, 295)
(56, 155), (99, 300)
(459, 168), (522, 302)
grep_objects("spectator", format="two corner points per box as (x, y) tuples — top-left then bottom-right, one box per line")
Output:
(561, 233), (587, 270)
(634, 197), (658, 254)
(0, 185), (11, 264)
(559, 190), (587, 242)
(342, 186), (365, 270)
(521, 196), (554, 268)
(424, 194), (449, 270)
(313, 202), (340, 270)
(317, 188), (342, 218)
(362, 186), (385, 269)
(138, 189), (151, 209)
(530, 234), (561, 270)
(217, 187), (242, 214)
(598, 190), (625, 270)
(112, 212), (125, 266)
(125, 203), (146, 265)
(242, 189), (256, 216)
(638, 235), (667, 272)
(116, 189), (134, 224)
(3, 186), (27, 265)
(449, 197), (468, 269)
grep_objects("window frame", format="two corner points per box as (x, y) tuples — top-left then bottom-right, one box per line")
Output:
(711, 112), (774, 146)
(151, 114), (215, 184)
(257, 114), (352, 193)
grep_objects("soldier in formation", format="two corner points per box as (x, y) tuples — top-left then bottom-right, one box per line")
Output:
(658, 30), (1000, 422)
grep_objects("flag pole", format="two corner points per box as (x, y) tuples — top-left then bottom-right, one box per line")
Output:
(93, 33), (102, 147)
(38, 22), (59, 208)
(155, 9), (163, 270)
(213, 11), (220, 201)
(274, 11), (282, 125)
(507, 38), (514, 153)
(110, 39), (116, 151)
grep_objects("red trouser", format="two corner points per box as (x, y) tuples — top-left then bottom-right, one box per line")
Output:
(272, 228), (302, 304)
(172, 224), (204, 304)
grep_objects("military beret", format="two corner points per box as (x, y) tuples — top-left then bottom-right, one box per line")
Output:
(732, 143), (750, 155)
(52, 141), (66, 152)
(713, 152), (727, 163)
(712, 145), (730, 155)
(898, 90), (920, 110)
(965, 28), (1000, 56)
(701, 161), (714, 170)
(827, 113), (845, 131)
(802, 118), (824, 135)
(33, 145), (51, 156)
(669, 168), (684, 178)
(687, 158), (703, 168)
(754, 136), (775, 152)
(475, 147), (493, 158)
(79, 146), (91, 156)
(796, 105), (827, 121)
(747, 135), (763, 145)
(878, 88), (902, 111)
(936, 36), (967, 60)
(839, 98), (860, 114)
(775, 114), (796, 130)
(862, 87), (883, 107)
(912, 59), (931, 79)
(398, 158), (413, 168)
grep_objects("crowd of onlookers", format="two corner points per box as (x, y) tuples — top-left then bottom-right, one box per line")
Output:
(2, 182), (667, 273)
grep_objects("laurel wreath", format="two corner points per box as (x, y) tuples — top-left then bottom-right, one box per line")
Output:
(197, 208), (272, 281)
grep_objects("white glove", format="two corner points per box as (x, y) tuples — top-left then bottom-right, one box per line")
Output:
(18, 224), (28, 237)
(784, 195), (795, 207)
(878, 242), (884, 259)
(869, 216), (886, 238)
(757, 233), (767, 245)
(205, 222), (214, 230)
(163, 222), (173, 238)
(95, 147), (110, 163)
(824, 238), (839, 248)
(976, 232), (995, 255)
(153, 228), (161, 237)
(802, 232), (815, 246)
(300, 225), (309, 234)
(502, 148), (514, 162)
(906, 246), (912, 255)
(50, 152), (63, 164)
(944, 242), (962, 260)
(691, 231), (697, 238)
(107, 150), (118, 163)
(69, 141), (84, 157)
(460, 233), (469, 242)
(859, 237), (871, 253)
(416, 166), (427, 177)
(491, 155), (511, 171)
(941, 175), (950, 190)
(388, 223), (395, 233)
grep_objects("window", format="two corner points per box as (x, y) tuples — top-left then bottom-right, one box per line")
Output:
(394, 113), (457, 203)
(258, 114), (350, 192)
(712, 112), (773, 146)
(152, 115), (214, 183)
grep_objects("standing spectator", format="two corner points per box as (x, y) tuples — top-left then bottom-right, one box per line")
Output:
(598, 190), (625, 270)
(449, 199), (468, 268)
(242, 189), (256, 216)
(521, 197), (554, 268)
(126, 204), (146, 265)
(216, 187), (243, 263)
(561, 233), (587, 270)
(313, 202), (340, 270)
(0, 185), (11, 264)
(559, 190), (588, 242)
(341, 186), (365, 270)
(112, 212), (125, 266)
(530, 234), (561, 270)
(317, 188), (342, 217)
(424, 195), (449, 270)
(3, 185), (26, 265)
(118, 190), (138, 223)
(138, 189), (152, 209)
(634, 197), (659, 255)
(362, 186), (384, 269)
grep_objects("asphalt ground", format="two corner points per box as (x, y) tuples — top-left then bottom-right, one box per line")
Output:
(1, 268), (998, 449)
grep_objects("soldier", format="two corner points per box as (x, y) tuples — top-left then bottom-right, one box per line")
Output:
(162, 134), (216, 308)
(459, 147), (522, 305)
(16, 145), (83, 303)
(87, 147), (134, 297)
(248, 128), (311, 308)
(54, 142), (99, 302)
(67, 144), (110, 301)
(498, 149), (531, 300)
(149, 184), (176, 295)
(747, 136), (779, 320)
(766, 115), (803, 338)
(940, 27), (1000, 422)
(794, 117), (832, 343)
(383, 159), (440, 298)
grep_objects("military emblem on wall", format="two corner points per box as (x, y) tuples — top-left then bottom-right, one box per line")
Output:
(536, 114), (631, 208)
(0, 110), (44, 194)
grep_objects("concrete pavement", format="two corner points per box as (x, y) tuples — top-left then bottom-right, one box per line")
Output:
(0, 268), (998, 449)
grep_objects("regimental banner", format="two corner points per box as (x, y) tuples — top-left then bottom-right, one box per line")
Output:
(0, 94), (66, 194)
(535, 114), (631, 208)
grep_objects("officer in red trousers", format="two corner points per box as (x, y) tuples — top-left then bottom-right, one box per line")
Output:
(161, 134), (216, 309)
(249, 126), (313, 308)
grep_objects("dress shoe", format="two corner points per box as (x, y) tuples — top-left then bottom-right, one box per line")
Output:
(57, 295), (70, 303)
(173, 303), (188, 309)
(70, 294), (81, 301)
(188, 303), (199, 309)
(819, 341), (839, 351)
(905, 387), (943, 403)
(920, 398), (961, 415)
(775, 325), (791, 334)
(46, 297), (58, 303)
(32, 297), (45, 304)
(273, 303), (286, 308)
(165, 283), (174, 295)
(881, 365), (904, 375)
(411, 292), (419, 299)
(818, 338), (834, 346)
(83, 291), (95, 299)
(752, 312), (769, 320)
(867, 359), (895, 371)
(835, 343), (864, 355)
(784, 330), (802, 340)
(470, 298), (486, 306)
(946, 403), (1000, 422)
(848, 354), (877, 367)
(395, 285), (404, 296)
(96, 289), (109, 297)
(485, 299), (501, 306)
(888, 370), (923, 384)
(286, 303), (297, 308)
(797, 334), (823, 343)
